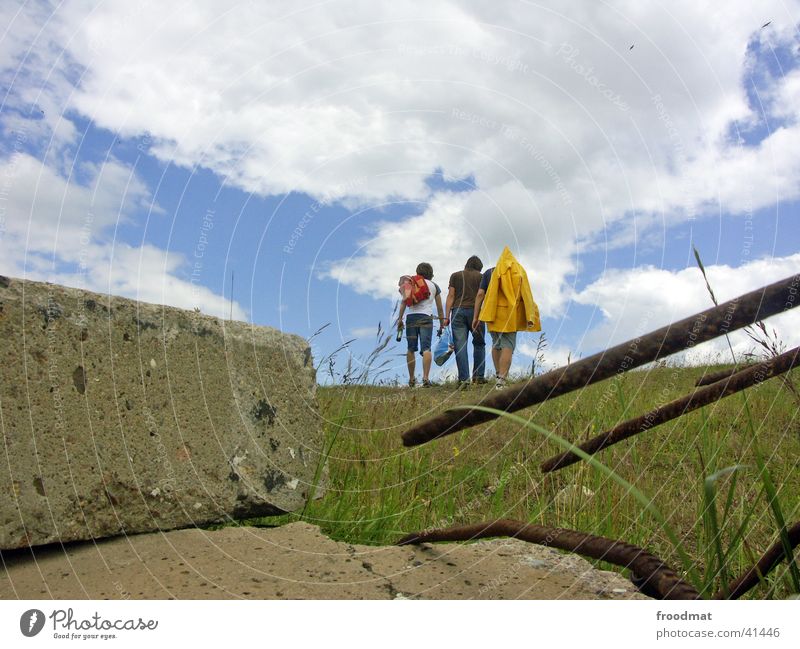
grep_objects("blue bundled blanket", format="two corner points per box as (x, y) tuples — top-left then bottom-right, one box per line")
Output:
(434, 328), (454, 366)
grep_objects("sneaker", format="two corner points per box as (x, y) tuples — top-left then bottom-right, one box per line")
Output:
(472, 377), (488, 385)
(494, 376), (507, 390)
(457, 381), (471, 391)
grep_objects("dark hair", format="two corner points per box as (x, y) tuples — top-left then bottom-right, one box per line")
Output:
(465, 255), (483, 272)
(416, 262), (433, 280)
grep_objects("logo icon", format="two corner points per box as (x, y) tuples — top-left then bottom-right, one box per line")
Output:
(20, 609), (46, 637)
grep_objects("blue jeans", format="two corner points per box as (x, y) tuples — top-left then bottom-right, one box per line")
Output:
(451, 307), (485, 382)
(406, 313), (433, 354)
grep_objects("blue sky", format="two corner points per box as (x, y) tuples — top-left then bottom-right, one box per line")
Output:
(1, 2), (799, 382)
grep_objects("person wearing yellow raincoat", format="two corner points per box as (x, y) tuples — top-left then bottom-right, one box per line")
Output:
(471, 247), (540, 389)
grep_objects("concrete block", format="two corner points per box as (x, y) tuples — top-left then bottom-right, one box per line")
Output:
(0, 275), (325, 549)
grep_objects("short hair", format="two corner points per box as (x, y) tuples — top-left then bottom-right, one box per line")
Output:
(465, 255), (483, 272)
(416, 262), (433, 280)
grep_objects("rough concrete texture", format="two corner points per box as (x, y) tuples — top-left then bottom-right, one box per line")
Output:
(0, 522), (648, 599)
(0, 275), (325, 550)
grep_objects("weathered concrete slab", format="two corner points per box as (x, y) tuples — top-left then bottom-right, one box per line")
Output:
(0, 276), (324, 549)
(0, 522), (647, 599)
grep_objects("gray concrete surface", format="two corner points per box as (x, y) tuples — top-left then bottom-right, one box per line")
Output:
(0, 522), (647, 599)
(0, 275), (325, 549)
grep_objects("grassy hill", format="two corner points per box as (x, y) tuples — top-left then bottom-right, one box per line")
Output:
(255, 363), (800, 598)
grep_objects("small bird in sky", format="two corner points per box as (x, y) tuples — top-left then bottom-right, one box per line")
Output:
(629, 44), (635, 50)
(761, 21), (772, 29)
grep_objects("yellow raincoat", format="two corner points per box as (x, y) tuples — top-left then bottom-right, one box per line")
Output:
(479, 247), (541, 333)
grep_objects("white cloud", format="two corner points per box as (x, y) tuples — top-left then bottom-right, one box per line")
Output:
(572, 253), (800, 364)
(6, 1), (797, 208)
(517, 339), (577, 371)
(3, 1), (800, 338)
(351, 326), (382, 339)
(0, 154), (246, 320)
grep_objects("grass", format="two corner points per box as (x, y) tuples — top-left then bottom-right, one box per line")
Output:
(247, 363), (800, 599)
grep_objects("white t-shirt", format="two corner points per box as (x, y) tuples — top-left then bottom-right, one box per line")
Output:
(406, 279), (440, 316)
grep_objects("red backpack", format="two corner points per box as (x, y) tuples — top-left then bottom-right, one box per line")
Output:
(398, 275), (431, 306)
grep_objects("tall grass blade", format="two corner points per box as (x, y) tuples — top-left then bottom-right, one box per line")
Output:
(693, 246), (718, 306)
(703, 465), (747, 598)
(301, 397), (352, 518)
(753, 441), (800, 593)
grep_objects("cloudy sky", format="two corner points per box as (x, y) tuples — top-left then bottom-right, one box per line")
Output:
(1, 1), (798, 381)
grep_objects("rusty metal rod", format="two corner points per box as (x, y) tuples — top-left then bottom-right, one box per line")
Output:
(695, 366), (742, 387)
(541, 346), (800, 473)
(401, 274), (800, 448)
(397, 519), (700, 599)
(717, 521), (800, 600)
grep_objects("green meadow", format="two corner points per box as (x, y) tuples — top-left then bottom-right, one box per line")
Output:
(253, 363), (800, 599)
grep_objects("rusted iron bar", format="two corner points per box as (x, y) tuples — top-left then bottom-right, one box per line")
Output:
(695, 366), (742, 387)
(717, 521), (800, 600)
(401, 274), (800, 448)
(541, 346), (800, 473)
(397, 519), (700, 599)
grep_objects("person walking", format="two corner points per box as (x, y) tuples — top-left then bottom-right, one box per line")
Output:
(472, 247), (540, 389)
(397, 262), (444, 387)
(444, 255), (486, 388)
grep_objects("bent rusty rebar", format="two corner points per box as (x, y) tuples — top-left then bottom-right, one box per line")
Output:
(541, 346), (800, 473)
(397, 519), (700, 600)
(717, 521), (800, 600)
(401, 275), (800, 447)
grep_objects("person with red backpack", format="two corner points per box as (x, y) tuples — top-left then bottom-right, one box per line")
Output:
(397, 262), (444, 387)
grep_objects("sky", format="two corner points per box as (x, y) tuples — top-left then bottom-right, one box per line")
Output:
(1, 1), (799, 383)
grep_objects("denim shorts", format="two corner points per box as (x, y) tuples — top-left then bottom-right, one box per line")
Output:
(490, 330), (517, 350)
(406, 314), (433, 354)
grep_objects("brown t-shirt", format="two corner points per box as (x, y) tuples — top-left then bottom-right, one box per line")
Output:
(448, 269), (483, 308)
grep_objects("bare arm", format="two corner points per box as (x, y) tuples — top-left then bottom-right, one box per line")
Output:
(435, 292), (445, 334)
(397, 301), (406, 328)
(444, 286), (455, 325)
(472, 288), (486, 330)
